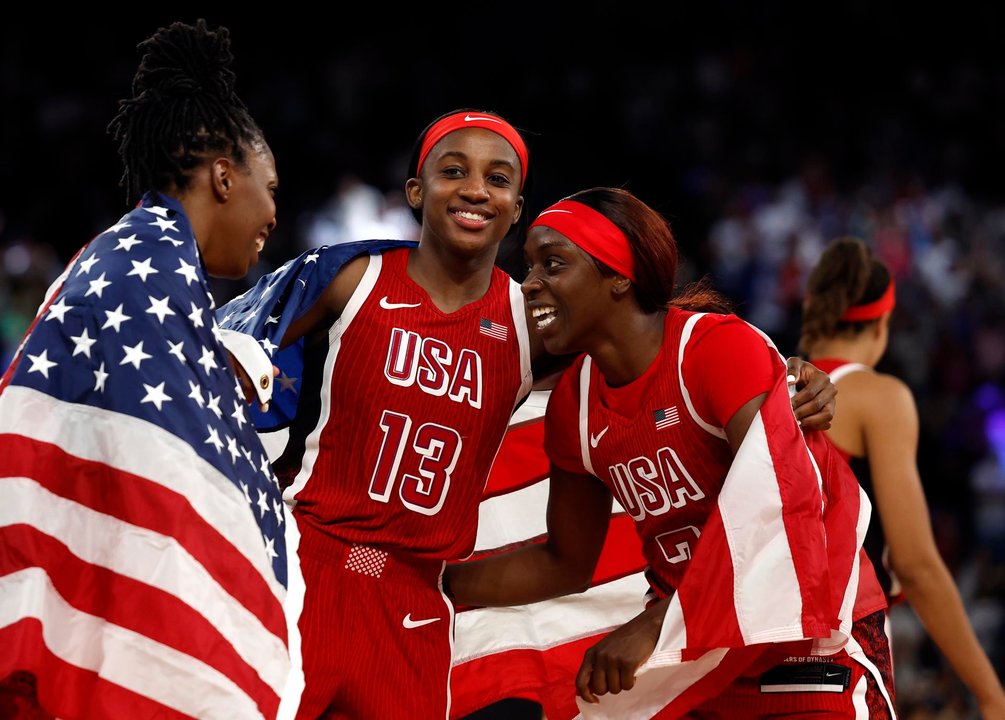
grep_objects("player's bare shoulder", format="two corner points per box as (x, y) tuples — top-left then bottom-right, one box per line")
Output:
(281, 253), (371, 348)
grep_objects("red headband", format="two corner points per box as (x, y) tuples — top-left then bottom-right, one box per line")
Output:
(416, 112), (529, 190)
(530, 199), (636, 281)
(840, 278), (896, 322)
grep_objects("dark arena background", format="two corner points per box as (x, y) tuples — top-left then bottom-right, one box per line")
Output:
(2, 5), (1003, 718)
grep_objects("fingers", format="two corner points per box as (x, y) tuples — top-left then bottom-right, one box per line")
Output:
(576, 649), (599, 704)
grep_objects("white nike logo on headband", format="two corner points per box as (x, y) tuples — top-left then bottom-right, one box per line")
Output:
(464, 115), (503, 123)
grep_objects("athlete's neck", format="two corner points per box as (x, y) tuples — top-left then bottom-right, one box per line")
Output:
(590, 310), (666, 388)
(406, 244), (495, 314)
(809, 337), (879, 368)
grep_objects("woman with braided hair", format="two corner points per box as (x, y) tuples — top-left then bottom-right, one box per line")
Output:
(801, 236), (1005, 719)
(0, 19), (286, 719)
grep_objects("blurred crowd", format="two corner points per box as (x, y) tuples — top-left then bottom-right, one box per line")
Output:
(3, 8), (1003, 718)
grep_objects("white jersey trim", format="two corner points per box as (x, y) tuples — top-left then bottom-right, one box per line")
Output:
(284, 253), (381, 506)
(677, 313), (727, 440)
(827, 362), (871, 384)
(578, 356), (597, 476)
(508, 278), (533, 410)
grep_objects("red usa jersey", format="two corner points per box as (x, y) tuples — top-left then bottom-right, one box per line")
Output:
(285, 248), (532, 560)
(546, 310), (776, 596)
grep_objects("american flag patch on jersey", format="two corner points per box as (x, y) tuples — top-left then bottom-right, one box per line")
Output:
(479, 317), (507, 341)
(653, 406), (680, 430)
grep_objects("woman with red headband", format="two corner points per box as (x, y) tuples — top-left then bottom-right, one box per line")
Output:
(445, 188), (898, 719)
(801, 237), (1005, 719)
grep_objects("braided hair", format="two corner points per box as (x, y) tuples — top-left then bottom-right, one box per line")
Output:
(107, 19), (264, 203)
(798, 236), (891, 355)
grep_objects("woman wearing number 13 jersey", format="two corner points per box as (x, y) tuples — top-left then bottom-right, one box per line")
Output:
(255, 110), (533, 719)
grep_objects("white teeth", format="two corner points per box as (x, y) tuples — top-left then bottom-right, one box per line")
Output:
(456, 210), (487, 221)
(531, 306), (556, 318)
(536, 315), (556, 330)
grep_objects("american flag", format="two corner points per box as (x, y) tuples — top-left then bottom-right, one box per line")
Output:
(653, 406), (680, 430)
(479, 317), (508, 341)
(0, 193), (289, 719)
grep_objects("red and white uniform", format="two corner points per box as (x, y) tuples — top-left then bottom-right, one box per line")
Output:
(279, 248), (532, 719)
(546, 309), (894, 719)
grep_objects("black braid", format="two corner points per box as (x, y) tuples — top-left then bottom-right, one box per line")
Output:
(107, 19), (263, 203)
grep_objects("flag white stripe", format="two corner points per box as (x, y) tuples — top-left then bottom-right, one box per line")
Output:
(0, 478), (289, 691)
(576, 648), (730, 719)
(0, 568), (265, 720)
(0, 386), (285, 604)
(475, 479), (551, 550)
(721, 411), (804, 643)
(453, 573), (650, 663)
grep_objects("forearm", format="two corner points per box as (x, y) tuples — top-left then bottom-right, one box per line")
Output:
(898, 561), (1005, 706)
(446, 542), (593, 608)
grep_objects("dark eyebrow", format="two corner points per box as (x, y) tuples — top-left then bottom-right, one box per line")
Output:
(435, 151), (517, 171)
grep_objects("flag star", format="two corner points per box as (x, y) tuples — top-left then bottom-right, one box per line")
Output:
(221, 312), (234, 325)
(167, 339), (186, 363)
(187, 380), (205, 407)
(197, 346), (219, 374)
(264, 535), (279, 561)
(242, 446), (254, 465)
(76, 255), (100, 276)
(46, 297), (73, 323)
(304, 251), (319, 264)
(102, 304), (132, 333)
(206, 392), (222, 418)
(149, 217), (178, 232)
(211, 321), (222, 342)
(127, 257), (158, 282)
(114, 234), (142, 252)
(256, 488), (270, 517)
(232, 400), (247, 429)
(205, 426), (224, 453)
(273, 499), (284, 525)
(188, 302), (205, 328)
(85, 272), (112, 299)
(146, 295), (175, 324)
(277, 371), (298, 394)
(260, 455), (270, 475)
(240, 481), (252, 504)
(159, 234), (184, 248)
(27, 349), (58, 378)
(260, 337), (278, 355)
(107, 220), (131, 234)
(176, 258), (199, 286)
(120, 340), (152, 370)
(143, 205), (170, 218)
(141, 381), (172, 411)
(266, 315), (279, 325)
(208, 295), (216, 310)
(70, 328), (97, 358)
(226, 436), (241, 463)
(93, 361), (109, 392)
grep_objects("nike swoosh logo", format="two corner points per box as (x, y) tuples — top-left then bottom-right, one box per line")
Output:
(536, 209), (573, 217)
(380, 296), (422, 310)
(464, 114), (503, 124)
(590, 426), (609, 448)
(402, 613), (441, 629)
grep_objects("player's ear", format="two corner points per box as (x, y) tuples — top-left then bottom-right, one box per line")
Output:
(611, 276), (631, 296)
(405, 178), (422, 210)
(211, 157), (234, 202)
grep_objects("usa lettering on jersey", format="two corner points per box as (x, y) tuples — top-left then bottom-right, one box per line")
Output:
(383, 327), (483, 409)
(607, 446), (706, 521)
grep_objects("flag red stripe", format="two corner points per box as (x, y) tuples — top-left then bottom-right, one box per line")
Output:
(676, 507), (744, 650)
(449, 634), (605, 720)
(482, 421), (549, 497)
(1, 433), (286, 640)
(0, 618), (191, 720)
(0, 524), (279, 714)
